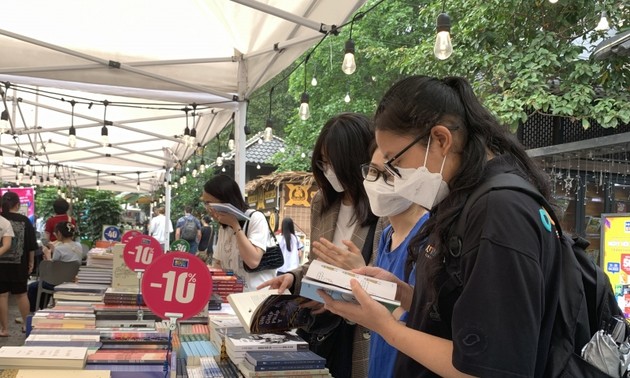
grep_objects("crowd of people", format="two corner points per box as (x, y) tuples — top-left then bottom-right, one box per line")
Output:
(0, 74), (570, 377)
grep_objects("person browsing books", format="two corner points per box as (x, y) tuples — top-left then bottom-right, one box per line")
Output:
(0, 212), (15, 337)
(259, 113), (387, 378)
(27, 221), (82, 312)
(202, 174), (276, 291)
(318, 76), (562, 378)
(0, 191), (37, 334)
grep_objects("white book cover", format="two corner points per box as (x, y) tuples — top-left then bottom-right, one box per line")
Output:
(0, 346), (88, 368)
(207, 203), (250, 221)
(304, 259), (398, 301)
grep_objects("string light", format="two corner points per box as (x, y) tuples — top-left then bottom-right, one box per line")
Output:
(189, 104), (198, 148)
(182, 106), (191, 146)
(68, 100), (76, 147)
(548, 0), (558, 3)
(0, 110), (9, 134)
(96, 170), (100, 191)
(264, 88), (274, 142)
(299, 56), (311, 121)
(595, 11), (609, 31)
(434, 11), (453, 60)
(342, 17), (357, 75)
(136, 172), (141, 192)
(0, 149), (3, 165)
(228, 113), (235, 150)
(344, 92), (351, 103)
(101, 101), (110, 147)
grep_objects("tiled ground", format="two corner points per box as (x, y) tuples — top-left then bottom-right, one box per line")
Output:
(0, 294), (27, 347)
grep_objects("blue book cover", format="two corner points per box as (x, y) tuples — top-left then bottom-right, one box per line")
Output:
(244, 350), (326, 367)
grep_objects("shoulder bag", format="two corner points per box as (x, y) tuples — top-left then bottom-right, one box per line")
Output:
(243, 211), (284, 273)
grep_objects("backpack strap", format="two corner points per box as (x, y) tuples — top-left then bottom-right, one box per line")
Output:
(243, 210), (277, 245)
(446, 173), (561, 289)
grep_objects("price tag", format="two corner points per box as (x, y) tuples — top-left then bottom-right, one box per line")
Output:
(123, 234), (164, 271)
(170, 239), (190, 252)
(141, 252), (212, 320)
(102, 225), (121, 241)
(122, 229), (143, 244)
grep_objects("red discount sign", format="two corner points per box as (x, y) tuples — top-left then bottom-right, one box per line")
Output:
(122, 229), (143, 244)
(141, 252), (212, 321)
(123, 234), (164, 272)
(622, 254), (630, 275)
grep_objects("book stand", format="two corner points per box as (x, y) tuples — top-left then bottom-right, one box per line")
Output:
(135, 270), (144, 321)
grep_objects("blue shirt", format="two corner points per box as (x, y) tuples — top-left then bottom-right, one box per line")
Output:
(368, 213), (429, 378)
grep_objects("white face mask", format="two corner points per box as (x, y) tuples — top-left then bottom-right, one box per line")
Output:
(323, 167), (345, 193)
(363, 177), (412, 217)
(392, 137), (449, 210)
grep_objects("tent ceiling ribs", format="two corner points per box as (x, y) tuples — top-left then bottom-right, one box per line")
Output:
(0, 28), (236, 101)
(231, 0), (333, 33)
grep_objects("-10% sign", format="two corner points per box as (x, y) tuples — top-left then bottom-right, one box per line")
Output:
(141, 252), (212, 320)
(123, 235), (164, 272)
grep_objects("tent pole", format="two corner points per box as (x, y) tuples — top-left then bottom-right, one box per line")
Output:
(165, 169), (172, 251)
(235, 60), (248, 193)
(230, 0), (332, 33)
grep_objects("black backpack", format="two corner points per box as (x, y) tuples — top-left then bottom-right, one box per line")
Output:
(0, 219), (25, 264)
(447, 173), (625, 377)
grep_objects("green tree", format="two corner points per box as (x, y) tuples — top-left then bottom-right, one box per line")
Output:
(259, 0), (629, 172)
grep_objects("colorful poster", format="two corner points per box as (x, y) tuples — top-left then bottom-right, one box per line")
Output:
(0, 187), (35, 224)
(601, 213), (630, 317)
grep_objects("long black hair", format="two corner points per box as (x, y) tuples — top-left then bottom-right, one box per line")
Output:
(281, 217), (296, 252)
(203, 174), (248, 211)
(374, 75), (549, 299)
(311, 112), (377, 227)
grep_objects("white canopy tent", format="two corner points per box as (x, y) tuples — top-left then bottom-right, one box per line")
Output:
(0, 0), (366, 194)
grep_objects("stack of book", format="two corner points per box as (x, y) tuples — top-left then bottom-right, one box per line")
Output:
(211, 274), (245, 303)
(99, 328), (170, 350)
(237, 350), (331, 378)
(85, 247), (114, 269)
(77, 266), (113, 286)
(31, 311), (96, 330)
(104, 287), (144, 306)
(0, 346), (89, 369)
(53, 282), (108, 304)
(23, 332), (103, 353)
(208, 293), (223, 311)
(208, 315), (243, 356)
(93, 303), (155, 328)
(224, 327), (308, 366)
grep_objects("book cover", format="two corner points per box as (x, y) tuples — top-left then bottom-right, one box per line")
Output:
(300, 259), (400, 311)
(236, 361), (330, 377)
(207, 203), (250, 221)
(244, 350), (326, 367)
(225, 328), (308, 352)
(111, 243), (139, 291)
(86, 350), (168, 364)
(242, 358), (326, 371)
(0, 346), (88, 369)
(228, 289), (311, 334)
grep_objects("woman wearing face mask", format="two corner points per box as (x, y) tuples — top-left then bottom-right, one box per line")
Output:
(320, 76), (558, 378)
(360, 144), (429, 378)
(259, 112), (387, 378)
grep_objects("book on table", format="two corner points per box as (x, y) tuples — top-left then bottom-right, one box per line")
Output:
(0, 346), (88, 369)
(224, 327), (308, 353)
(236, 360), (331, 377)
(13, 370), (111, 378)
(86, 349), (168, 364)
(206, 203), (251, 221)
(300, 259), (401, 311)
(227, 289), (311, 334)
(244, 350), (326, 369)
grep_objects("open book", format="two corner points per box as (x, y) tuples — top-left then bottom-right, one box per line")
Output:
(227, 289), (312, 334)
(207, 203), (250, 221)
(300, 259), (401, 311)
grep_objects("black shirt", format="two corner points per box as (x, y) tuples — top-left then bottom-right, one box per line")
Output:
(394, 155), (562, 377)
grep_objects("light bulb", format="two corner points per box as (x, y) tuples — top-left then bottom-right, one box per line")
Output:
(221, 167), (226, 172)
(199, 163), (205, 173)
(101, 134), (109, 147)
(0, 110), (9, 134)
(344, 92), (351, 103)
(279, 147), (285, 153)
(595, 11), (609, 31)
(136, 182), (140, 191)
(256, 164), (261, 170)
(228, 139), (235, 150)
(434, 13), (453, 60)
(68, 135), (76, 148)
(192, 169), (198, 177)
(264, 126), (273, 142)
(342, 39), (356, 75)
(301, 152), (306, 158)
(311, 77), (318, 86)
(216, 156), (223, 167)
(299, 92), (310, 121)
(548, 0), (558, 3)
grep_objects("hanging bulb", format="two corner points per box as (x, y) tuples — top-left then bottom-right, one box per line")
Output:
(182, 176), (187, 184)
(221, 167), (226, 172)
(18, 167), (24, 183)
(136, 182), (140, 192)
(228, 132), (235, 150)
(216, 155), (223, 167)
(192, 169), (198, 178)
(301, 152), (306, 158)
(189, 128), (197, 148)
(264, 119), (273, 142)
(256, 164), (261, 170)
(548, 0), (558, 3)
(342, 39), (356, 75)
(68, 126), (77, 147)
(299, 92), (310, 121)
(344, 92), (351, 103)
(0, 149), (3, 165)
(101, 125), (109, 147)
(311, 76), (318, 86)
(173, 182), (178, 189)
(25, 159), (31, 174)
(434, 13), (453, 60)
(0, 110), (9, 134)
(199, 159), (206, 173)
(595, 11), (609, 31)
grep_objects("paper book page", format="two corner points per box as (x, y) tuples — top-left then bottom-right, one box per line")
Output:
(300, 278), (400, 312)
(305, 259), (397, 300)
(208, 203), (251, 221)
(227, 289), (290, 333)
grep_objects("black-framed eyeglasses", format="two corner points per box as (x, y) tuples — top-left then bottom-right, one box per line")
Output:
(383, 132), (427, 178)
(361, 163), (395, 186)
(315, 160), (330, 171)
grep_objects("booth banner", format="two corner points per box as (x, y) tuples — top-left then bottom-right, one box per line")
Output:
(102, 225), (122, 242)
(601, 213), (630, 317)
(0, 187), (35, 224)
